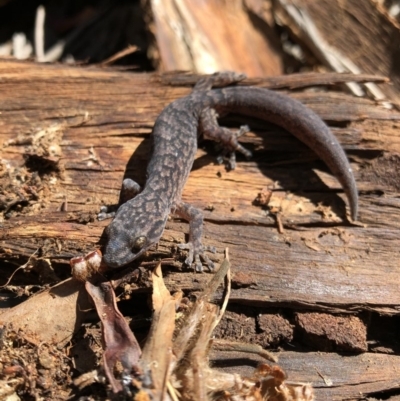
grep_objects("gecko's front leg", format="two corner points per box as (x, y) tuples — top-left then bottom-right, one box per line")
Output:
(98, 178), (141, 221)
(174, 201), (216, 272)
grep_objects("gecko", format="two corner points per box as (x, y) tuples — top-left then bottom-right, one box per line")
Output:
(99, 72), (358, 272)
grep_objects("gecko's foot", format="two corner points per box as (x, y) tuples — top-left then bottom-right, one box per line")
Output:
(98, 179), (142, 221)
(216, 125), (252, 170)
(120, 178), (141, 204)
(178, 242), (216, 272)
(201, 104), (252, 170)
(98, 205), (117, 221)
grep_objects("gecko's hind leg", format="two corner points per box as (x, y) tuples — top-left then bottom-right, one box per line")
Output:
(175, 201), (216, 272)
(98, 179), (141, 221)
(200, 107), (252, 170)
(194, 71), (246, 91)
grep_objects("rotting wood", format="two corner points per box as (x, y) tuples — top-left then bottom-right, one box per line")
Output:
(212, 350), (400, 401)
(141, 0), (284, 76)
(1, 59), (400, 399)
(273, 0), (400, 103)
(0, 59), (399, 312)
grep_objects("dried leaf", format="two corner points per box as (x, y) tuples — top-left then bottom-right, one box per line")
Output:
(0, 278), (90, 346)
(139, 263), (180, 399)
(85, 281), (142, 393)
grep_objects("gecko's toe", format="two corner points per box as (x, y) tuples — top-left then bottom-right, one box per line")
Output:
(98, 206), (116, 221)
(235, 125), (252, 159)
(194, 255), (203, 272)
(178, 242), (193, 261)
(193, 252), (215, 272)
(199, 254), (214, 272)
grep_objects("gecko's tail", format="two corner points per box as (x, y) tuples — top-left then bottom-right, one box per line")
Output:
(220, 87), (359, 221)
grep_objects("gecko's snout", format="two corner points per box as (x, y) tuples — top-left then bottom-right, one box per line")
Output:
(102, 241), (134, 269)
(102, 224), (150, 269)
(102, 227), (134, 268)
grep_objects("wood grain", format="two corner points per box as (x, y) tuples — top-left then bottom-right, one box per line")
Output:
(1, 59), (399, 308)
(0, 59), (399, 398)
(212, 350), (400, 401)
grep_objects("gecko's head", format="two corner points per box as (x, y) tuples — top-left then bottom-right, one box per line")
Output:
(102, 202), (167, 269)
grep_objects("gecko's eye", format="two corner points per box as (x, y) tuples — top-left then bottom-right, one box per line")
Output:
(131, 235), (147, 251)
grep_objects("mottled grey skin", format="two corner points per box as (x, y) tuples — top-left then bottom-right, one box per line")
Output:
(102, 72), (358, 271)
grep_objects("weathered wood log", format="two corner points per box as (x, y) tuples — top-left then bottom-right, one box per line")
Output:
(212, 350), (400, 401)
(1, 59), (400, 399)
(1, 59), (398, 310)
